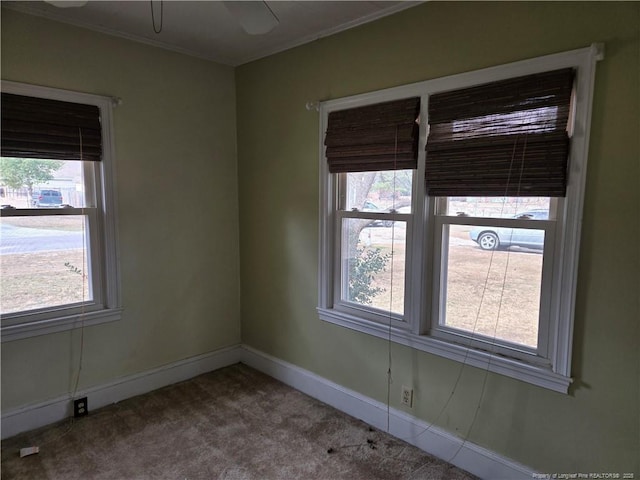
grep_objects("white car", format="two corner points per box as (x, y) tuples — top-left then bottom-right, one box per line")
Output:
(469, 210), (547, 250)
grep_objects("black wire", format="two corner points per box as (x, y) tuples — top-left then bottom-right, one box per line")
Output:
(263, 1), (280, 23)
(150, 0), (163, 34)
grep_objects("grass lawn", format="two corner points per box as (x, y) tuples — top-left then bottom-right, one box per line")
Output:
(2, 215), (84, 231)
(355, 224), (541, 349)
(1, 250), (90, 314)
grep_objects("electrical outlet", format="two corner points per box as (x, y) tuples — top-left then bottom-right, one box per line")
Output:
(401, 386), (413, 407)
(73, 397), (88, 418)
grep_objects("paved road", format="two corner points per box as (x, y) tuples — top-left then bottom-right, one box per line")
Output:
(0, 224), (84, 254)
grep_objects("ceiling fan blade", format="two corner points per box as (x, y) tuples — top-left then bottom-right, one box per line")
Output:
(223, 1), (279, 35)
(44, 1), (88, 7)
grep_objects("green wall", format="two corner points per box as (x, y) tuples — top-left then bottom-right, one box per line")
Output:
(236, 1), (639, 474)
(1, 10), (241, 408)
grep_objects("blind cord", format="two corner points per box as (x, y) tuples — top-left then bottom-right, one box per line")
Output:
(27, 130), (88, 451)
(71, 127), (87, 400)
(391, 131), (528, 466)
(386, 127), (399, 433)
(150, 0), (163, 34)
(446, 133), (529, 464)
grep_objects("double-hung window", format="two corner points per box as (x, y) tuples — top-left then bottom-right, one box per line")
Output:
(0, 81), (121, 341)
(324, 97), (420, 328)
(318, 45), (602, 393)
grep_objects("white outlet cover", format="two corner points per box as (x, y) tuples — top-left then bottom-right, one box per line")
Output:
(401, 386), (413, 407)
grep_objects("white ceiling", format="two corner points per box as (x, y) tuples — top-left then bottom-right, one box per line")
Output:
(3, 1), (422, 66)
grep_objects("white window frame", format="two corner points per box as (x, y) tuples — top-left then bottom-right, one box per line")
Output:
(1, 81), (122, 342)
(318, 45), (603, 393)
(429, 199), (558, 366)
(333, 177), (415, 329)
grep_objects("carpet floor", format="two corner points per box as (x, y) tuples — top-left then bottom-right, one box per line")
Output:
(1, 364), (477, 479)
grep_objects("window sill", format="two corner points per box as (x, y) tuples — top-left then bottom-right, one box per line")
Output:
(318, 307), (571, 394)
(1, 308), (123, 342)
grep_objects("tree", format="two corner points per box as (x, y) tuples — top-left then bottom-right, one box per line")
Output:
(348, 244), (390, 305)
(349, 172), (378, 209)
(373, 170), (412, 202)
(345, 171), (388, 305)
(344, 169), (412, 305)
(0, 158), (63, 205)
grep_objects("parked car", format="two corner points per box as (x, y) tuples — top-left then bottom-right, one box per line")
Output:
(32, 189), (63, 207)
(469, 210), (548, 250)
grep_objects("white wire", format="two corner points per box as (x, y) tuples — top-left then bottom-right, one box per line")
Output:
(33, 130), (88, 449)
(386, 128), (399, 433)
(445, 134), (530, 464)
(393, 129), (530, 464)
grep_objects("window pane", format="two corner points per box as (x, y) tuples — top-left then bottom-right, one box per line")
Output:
(344, 170), (413, 213)
(0, 158), (88, 209)
(341, 218), (406, 315)
(0, 215), (92, 314)
(442, 225), (544, 348)
(441, 197), (550, 219)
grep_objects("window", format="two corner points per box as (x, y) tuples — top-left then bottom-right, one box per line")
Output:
(337, 169), (413, 323)
(323, 97), (420, 327)
(1, 81), (121, 341)
(318, 45), (603, 393)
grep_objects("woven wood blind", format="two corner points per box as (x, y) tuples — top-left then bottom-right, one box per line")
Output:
(325, 97), (420, 173)
(1, 93), (102, 161)
(425, 68), (575, 197)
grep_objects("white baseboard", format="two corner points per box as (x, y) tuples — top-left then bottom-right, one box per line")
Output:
(1, 345), (242, 440)
(241, 345), (536, 480)
(2, 343), (534, 479)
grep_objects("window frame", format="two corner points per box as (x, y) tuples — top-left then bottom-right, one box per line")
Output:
(1, 80), (122, 342)
(429, 203), (557, 365)
(333, 203), (414, 328)
(318, 45), (603, 393)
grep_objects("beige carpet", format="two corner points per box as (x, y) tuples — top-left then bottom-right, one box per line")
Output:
(1, 364), (476, 479)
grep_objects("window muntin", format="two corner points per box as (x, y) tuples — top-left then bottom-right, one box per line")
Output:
(0, 81), (121, 341)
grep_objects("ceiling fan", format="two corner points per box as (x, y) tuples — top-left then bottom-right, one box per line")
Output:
(222, 1), (279, 35)
(43, 0), (280, 35)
